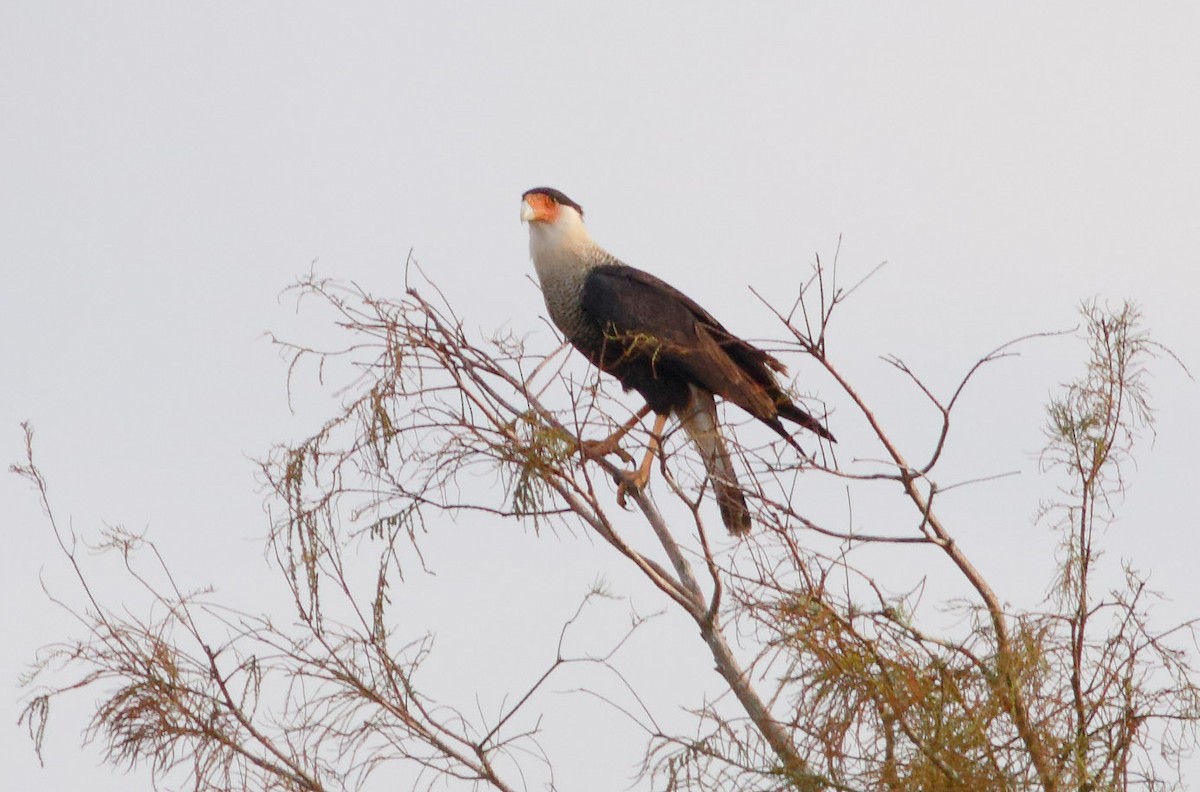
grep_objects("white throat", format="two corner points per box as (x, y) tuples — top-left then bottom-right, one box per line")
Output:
(526, 207), (599, 286)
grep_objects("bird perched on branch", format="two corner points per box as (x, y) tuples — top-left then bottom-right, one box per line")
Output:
(521, 187), (834, 534)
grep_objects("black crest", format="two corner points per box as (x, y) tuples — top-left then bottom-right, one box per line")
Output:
(523, 187), (584, 217)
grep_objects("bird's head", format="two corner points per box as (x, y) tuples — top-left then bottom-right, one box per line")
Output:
(521, 187), (585, 226)
(521, 187), (593, 267)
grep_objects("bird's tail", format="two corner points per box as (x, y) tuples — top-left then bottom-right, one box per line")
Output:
(679, 387), (751, 535)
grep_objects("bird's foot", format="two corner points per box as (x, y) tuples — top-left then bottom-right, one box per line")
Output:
(614, 467), (651, 509)
(579, 437), (635, 465)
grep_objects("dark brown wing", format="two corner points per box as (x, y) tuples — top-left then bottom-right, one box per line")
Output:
(580, 264), (834, 444)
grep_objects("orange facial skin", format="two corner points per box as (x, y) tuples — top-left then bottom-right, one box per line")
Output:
(523, 191), (560, 224)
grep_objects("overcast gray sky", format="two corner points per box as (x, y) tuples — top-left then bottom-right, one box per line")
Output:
(3, 4), (1199, 790)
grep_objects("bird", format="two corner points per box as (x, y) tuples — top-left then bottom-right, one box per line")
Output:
(520, 187), (834, 534)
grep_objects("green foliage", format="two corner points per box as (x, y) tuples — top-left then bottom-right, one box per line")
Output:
(498, 410), (576, 519)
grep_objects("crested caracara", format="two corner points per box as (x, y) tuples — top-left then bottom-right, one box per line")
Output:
(521, 187), (833, 534)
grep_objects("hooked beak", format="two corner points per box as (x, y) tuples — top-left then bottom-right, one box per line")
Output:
(520, 199), (536, 223)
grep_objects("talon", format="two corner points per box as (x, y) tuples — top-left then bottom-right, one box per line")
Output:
(580, 438), (635, 464)
(614, 467), (650, 509)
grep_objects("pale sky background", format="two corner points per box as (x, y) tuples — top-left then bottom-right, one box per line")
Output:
(3, 4), (1200, 790)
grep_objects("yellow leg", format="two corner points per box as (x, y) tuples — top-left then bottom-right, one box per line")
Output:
(616, 412), (668, 507)
(580, 404), (652, 464)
